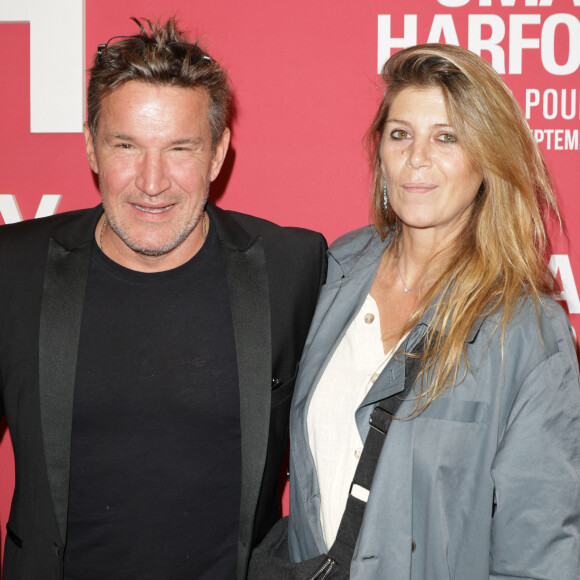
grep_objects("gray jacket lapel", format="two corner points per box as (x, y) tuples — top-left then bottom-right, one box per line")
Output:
(290, 227), (391, 551)
(39, 237), (92, 543)
(292, 227), (391, 414)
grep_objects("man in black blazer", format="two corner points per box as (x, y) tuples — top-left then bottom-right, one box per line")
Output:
(0, 17), (326, 580)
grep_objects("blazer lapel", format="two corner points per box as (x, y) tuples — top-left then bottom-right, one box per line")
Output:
(38, 204), (274, 555)
(207, 205), (272, 574)
(39, 236), (93, 543)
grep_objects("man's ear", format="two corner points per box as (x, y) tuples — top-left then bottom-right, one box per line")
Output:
(209, 127), (231, 182)
(83, 122), (99, 174)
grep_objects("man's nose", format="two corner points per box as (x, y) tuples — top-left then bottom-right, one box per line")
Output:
(135, 152), (171, 196)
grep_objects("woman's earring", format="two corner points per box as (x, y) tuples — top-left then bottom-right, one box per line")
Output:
(383, 182), (388, 211)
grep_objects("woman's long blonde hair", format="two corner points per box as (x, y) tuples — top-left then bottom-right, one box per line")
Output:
(367, 43), (560, 411)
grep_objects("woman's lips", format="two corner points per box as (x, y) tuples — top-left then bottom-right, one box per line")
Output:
(401, 183), (438, 194)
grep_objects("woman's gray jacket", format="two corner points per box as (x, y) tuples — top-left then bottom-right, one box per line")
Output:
(288, 225), (580, 579)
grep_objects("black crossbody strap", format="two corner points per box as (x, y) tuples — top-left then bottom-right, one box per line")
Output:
(327, 336), (425, 564)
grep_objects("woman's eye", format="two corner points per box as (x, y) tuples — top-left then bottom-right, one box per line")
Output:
(439, 133), (457, 144)
(391, 129), (409, 140)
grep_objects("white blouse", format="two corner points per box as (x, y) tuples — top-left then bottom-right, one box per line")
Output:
(306, 294), (405, 548)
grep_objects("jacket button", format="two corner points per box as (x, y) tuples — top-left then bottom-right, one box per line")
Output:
(411, 540), (416, 553)
(53, 543), (62, 557)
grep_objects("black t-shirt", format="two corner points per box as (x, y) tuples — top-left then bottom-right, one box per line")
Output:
(64, 222), (241, 579)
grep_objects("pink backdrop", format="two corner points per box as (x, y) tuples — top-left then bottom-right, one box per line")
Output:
(1, 0), (579, 564)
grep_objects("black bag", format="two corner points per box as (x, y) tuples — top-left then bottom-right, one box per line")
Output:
(249, 517), (337, 579)
(248, 345), (423, 580)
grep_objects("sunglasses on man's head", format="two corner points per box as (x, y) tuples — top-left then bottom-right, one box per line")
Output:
(96, 35), (211, 68)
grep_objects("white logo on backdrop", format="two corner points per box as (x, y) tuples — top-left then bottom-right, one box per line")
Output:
(1, 0), (85, 133)
(549, 255), (580, 314)
(0, 194), (61, 224)
(525, 89), (579, 150)
(377, 8), (580, 74)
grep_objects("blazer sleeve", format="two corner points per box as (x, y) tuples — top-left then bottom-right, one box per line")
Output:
(489, 343), (580, 579)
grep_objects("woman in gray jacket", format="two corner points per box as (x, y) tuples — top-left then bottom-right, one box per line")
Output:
(287, 44), (580, 579)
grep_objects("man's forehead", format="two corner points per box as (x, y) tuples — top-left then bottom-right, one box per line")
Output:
(97, 81), (211, 134)
(102, 80), (210, 108)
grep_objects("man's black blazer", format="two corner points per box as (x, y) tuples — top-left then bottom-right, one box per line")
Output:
(0, 203), (327, 579)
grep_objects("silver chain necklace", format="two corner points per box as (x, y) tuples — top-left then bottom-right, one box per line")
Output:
(396, 243), (421, 293)
(99, 217), (107, 250)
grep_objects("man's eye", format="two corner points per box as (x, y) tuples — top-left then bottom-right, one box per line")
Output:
(391, 129), (409, 140)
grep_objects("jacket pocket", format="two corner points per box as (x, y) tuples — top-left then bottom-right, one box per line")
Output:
(415, 399), (488, 423)
(271, 374), (297, 409)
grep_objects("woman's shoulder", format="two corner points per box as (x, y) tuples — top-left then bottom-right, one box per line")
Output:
(330, 224), (376, 246)
(476, 294), (577, 370)
(327, 225), (391, 269)
(511, 295), (572, 348)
